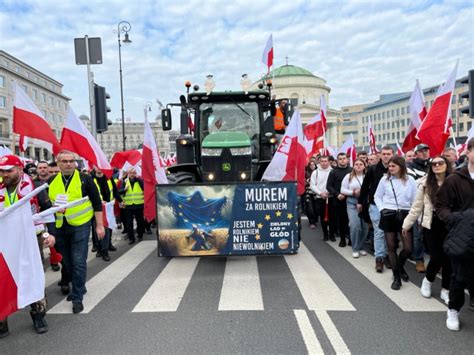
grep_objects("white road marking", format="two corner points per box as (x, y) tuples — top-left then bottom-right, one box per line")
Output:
(294, 310), (324, 354)
(284, 243), (355, 311)
(315, 310), (351, 354)
(218, 256), (264, 311)
(328, 243), (446, 312)
(49, 241), (156, 314)
(133, 257), (200, 312)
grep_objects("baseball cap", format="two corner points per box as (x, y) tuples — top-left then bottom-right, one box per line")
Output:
(414, 143), (430, 153)
(0, 155), (24, 170)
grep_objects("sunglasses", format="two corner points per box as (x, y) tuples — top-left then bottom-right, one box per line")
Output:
(431, 161), (446, 167)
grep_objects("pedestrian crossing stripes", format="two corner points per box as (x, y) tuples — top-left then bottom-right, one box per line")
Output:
(49, 241), (156, 314)
(45, 241), (448, 315)
(133, 257), (200, 313)
(328, 242), (446, 312)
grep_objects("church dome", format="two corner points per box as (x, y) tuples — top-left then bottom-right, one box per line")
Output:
(270, 64), (316, 78)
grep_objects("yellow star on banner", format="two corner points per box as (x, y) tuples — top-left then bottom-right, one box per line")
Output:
(275, 211), (282, 217)
(205, 222), (210, 226)
(187, 197), (191, 201)
(287, 213), (293, 219)
(211, 218), (215, 222)
(257, 223), (263, 229)
(184, 219), (189, 223)
(264, 214), (271, 221)
(178, 204), (183, 209)
(255, 234), (261, 240)
(178, 212), (183, 216)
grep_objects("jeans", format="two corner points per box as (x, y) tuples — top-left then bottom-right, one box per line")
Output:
(347, 197), (369, 252)
(412, 223), (425, 261)
(369, 203), (387, 258)
(55, 221), (91, 302)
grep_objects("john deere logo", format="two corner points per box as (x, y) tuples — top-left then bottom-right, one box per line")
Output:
(222, 163), (231, 171)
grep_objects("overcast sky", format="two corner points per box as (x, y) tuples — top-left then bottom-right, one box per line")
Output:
(1, 0), (472, 127)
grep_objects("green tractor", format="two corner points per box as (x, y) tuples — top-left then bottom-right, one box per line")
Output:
(161, 84), (290, 183)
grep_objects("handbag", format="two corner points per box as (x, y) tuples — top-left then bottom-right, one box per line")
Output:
(379, 179), (405, 230)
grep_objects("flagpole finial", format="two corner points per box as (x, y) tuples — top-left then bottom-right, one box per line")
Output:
(285, 55), (289, 66)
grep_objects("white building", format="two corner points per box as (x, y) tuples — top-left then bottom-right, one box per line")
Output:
(0, 50), (70, 160)
(251, 64), (341, 146)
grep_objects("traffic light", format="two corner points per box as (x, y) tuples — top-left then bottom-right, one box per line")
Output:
(459, 69), (474, 118)
(94, 84), (111, 132)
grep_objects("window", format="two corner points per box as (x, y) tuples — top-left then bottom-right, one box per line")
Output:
(382, 112), (385, 119)
(0, 96), (6, 108)
(50, 113), (55, 122)
(0, 75), (4, 88)
(34, 76), (38, 83)
(57, 99), (60, 108)
(452, 109), (456, 119)
(63, 102), (67, 110)
(378, 124), (381, 130)
(21, 84), (27, 93)
(401, 107), (405, 115)
(49, 97), (54, 105)
(15, 66), (20, 72)
(459, 122), (464, 132)
(468, 121), (472, 131)
(377, 113), (381, 120)
(406, 118), (410, 126)
(41, 93), (46, 103)
(391, 109), (395, 117)
(387, 111), (390, 118)
(396, 108), (400, 116)
(451, 95), (456, 104)
(382, 123), (385, 130)
(392, 133), (395, 140)
(397, 132), (400, 140)
(32, 89), (38, 100)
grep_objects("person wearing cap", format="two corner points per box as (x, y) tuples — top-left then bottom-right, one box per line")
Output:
(0, 155), (55, 337)
(119, 167), (145, 244)
(407, 143), (431, 273)
(48, 150), (104, 314)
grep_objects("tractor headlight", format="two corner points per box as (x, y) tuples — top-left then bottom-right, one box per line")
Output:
(230, 147), (251, 155)
(202, 148), (222, 156)
(207, 173), (215, 181)
(240, 172), (247, 180)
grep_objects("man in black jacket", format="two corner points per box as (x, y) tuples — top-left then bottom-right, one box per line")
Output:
(436, 137), (474, 331)
(326, 153), (352, 247)
(357, 145), (393, 272)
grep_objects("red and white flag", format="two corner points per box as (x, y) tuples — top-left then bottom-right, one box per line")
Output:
(416, 62), (458, 156)
(110, 150), (142, 170)
(402, 80), (427, 152)
(304, 95), (327, 158)
(13, 82), (61, 154)
(19, 135), (28, 153)
(339, 134), (357, 166)
(142, 117), (168, 223)
(367, 115), (378, 154)
(102, 200), (117, 230)
(396, 142), (405, 156)
(262, 109), (306, 195)
(0, 185), (46, 319)
(60, 107), (112, 177)
(262, 34), (274, 72)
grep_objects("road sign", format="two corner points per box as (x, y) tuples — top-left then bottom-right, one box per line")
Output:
(74, 37), (102, 65)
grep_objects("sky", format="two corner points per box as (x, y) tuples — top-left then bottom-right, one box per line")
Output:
(1, 0), (473, 128)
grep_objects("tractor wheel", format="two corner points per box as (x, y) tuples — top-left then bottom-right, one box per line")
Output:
(167, 171), (196, 184)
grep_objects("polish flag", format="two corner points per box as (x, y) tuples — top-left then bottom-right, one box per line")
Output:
(417, 62), (458, 156)
(262, 34), (274, 72)
(19, 135), (28, 153)
(0, 185), (46, 319)
(402, 80), (427, 152)
(456, 125), (474, 156)
(12, 82), (61, 154)
(110, 150), (142, 170)
(102, 200), (117, 230)
(60, 108), (113, 177)
(396, 142), (405, 156)
(339, 134), (357, 166)
(262, 110), (306, 195)
(304, 95), (327, 158)
(142, 117), (168, 222)
(367, 116), (378, 154)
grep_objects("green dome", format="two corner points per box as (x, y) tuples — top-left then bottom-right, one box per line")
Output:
(268, 65), (315, 78)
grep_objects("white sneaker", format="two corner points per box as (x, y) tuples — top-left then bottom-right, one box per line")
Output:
(421, 277), (432, 298)
(446, 309), (460, 331)
(440, 289), (450, 305)
(352, 252), (360, 258)
(359, 250), (367, 256)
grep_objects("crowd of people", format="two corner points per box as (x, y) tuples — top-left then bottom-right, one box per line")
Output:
(303, 139), (474, 331)
(0, 150), (151, 338)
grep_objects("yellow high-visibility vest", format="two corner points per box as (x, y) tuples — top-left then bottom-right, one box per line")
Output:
(94, 178), (113, 202)
(49, 170), (94, 228)
(123, 179), (144, 206)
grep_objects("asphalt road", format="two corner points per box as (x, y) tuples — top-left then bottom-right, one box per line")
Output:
(1, 222), (474, 354)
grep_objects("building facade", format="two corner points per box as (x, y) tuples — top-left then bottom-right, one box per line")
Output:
(251, 64), (342, 146)
(82, 116), (173, 159)
(0, 50), (70, 160)
(341, 78), (472, 151)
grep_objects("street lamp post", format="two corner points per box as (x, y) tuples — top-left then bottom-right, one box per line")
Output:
(117, 21), (132, 151)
